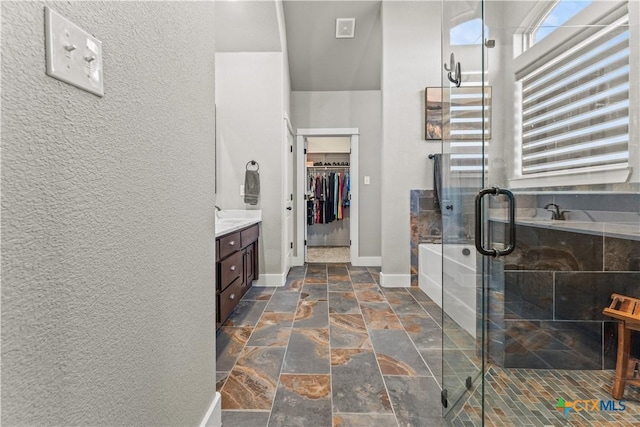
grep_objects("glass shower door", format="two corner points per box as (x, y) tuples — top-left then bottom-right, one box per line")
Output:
(439, 0), (486, 421)
(442, 0), (640, 424)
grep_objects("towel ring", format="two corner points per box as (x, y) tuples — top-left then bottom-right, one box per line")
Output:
(246, 160), (259, 171)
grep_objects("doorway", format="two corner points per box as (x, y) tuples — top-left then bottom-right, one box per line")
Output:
(294, 128), (360, 266)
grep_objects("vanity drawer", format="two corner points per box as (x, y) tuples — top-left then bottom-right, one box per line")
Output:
(218, 232), (241, 260)
(218, 277), (243, 323)
(241, 224), (259, 248)
(219, 251), (243, 290)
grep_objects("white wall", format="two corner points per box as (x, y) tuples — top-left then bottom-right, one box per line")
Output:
(291, 90), (382, 257)
(1, 2), (217, 425)
(380, 1), (442, 283)
(215, 52), (285, 281)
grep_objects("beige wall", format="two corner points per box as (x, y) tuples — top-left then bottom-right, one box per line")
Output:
(1, 2), (217, 425)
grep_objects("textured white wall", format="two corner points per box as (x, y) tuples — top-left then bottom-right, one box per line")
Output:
(215, 52), (285, 277)
(1, 2), (217, 425)
(291, 90), (382, 257)
(381, 1), (442, 277)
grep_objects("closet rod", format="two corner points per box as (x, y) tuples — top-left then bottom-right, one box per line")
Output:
(307, 166), (350, 170)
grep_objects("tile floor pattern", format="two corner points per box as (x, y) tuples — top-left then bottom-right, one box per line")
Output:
(216, 264), (640, 427)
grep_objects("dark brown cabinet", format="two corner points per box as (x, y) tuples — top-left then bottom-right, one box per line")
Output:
(216, 223), (259, 328)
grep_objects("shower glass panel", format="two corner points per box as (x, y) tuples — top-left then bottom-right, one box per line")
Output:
(439, 0), (485, 421)
(442, 0), (640, 424)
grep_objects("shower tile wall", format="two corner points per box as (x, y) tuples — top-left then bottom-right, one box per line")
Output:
(409, 190), (441, 286)
(489, 205), (640, 370)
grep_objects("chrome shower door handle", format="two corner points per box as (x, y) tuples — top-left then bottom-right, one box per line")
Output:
(474, 187), (516, 257)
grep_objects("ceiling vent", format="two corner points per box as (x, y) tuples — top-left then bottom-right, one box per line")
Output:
(336, 18), (356, 39)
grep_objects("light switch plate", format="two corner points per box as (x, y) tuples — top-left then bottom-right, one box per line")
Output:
(364, 176), (370, 185)
(45, 7), (104, 97)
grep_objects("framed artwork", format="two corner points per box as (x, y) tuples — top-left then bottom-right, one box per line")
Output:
(425, 86), (492, 140)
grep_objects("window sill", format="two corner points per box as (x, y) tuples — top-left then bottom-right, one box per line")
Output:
(509, 164), (632, 189)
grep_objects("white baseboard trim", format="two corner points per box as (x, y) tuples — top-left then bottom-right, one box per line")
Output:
(351, 256), (381, 267)
(255, 273), (286, 287)
(379, 273), (411, 287)
(199, 391), (221, 427)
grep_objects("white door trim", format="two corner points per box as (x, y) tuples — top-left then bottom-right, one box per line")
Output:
(294, 128), (362, 266)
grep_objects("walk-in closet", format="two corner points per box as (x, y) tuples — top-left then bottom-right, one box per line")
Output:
(305, 137), (351, 263)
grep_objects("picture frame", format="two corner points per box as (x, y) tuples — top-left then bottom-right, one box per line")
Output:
(425, 86), (492, 140)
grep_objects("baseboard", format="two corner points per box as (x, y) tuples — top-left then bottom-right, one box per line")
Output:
(351, 256), (381, 267)
(199, 391), (221, 427)
(379, 273), (410, 287)
(255, 273), (286, 286)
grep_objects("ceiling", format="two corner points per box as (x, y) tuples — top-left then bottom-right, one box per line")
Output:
(215, 1), (382, 92)
(283, 1), (382, 91)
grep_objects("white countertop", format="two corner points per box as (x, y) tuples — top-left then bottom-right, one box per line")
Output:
(215, 210), (262, 237)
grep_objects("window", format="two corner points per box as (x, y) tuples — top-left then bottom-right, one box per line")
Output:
(516, 2), (630, 179)
(532, 0), (592, 45)
(450, 18), (488, 46)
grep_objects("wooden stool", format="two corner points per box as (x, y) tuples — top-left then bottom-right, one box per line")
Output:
(603, 293), (640, 399)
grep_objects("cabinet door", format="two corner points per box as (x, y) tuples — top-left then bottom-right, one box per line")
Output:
(245, 244), (254, 286)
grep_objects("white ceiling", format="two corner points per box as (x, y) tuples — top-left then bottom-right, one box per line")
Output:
(215, 1), (383, 92)
(283, 1), (382, 91)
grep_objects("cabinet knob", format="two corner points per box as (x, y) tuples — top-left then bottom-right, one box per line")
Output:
(230, 293), (236, 300)
(230, 265), (236, 271)
(229, 240), (235, 246)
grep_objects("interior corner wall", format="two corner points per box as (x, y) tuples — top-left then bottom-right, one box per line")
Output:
(291, 90), (382, 257)
(1, 2), (216, 425)
(215, 52), (285, 277)
(381, 1), (442, 278)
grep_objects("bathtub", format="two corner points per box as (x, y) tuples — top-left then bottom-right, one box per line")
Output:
(418, 243), (477, 338)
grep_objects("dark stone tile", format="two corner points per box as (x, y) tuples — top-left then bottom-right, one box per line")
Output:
(367, 267), (381, 284)
(350, 271), (375, 284)
(242, 286), (275, 301)
(328, 265), (349, 276)
(306, 265), (327, 281)
(419, 349), (442, 381)
(304, 276), (328, 284)
(221, 411), (269, 427)
(268, 374), (332, 426)
(504, 272), (553, 320)
(384, 289), (425, 315)
(288, 265), (307, 278)
(417, 300), (442, 327)
(300, 283), (328, 301)
(501, 225), (603, 271)
(352, 282), (380, 290)
(328, 281), (354, 292)
(355, 288), (386, 303)
(294, 300), (329, 328)
(264, 291), (300, 313)
(605, 236), (640, 271)
(359, 301), (404, 330)
(330, 314), (371, 349)
(603, 321), (618, 369)
(282, 328), (330, 374)
(223, 300), (268, 327)
(406, 287), (431, 303)
(216, 372), (228, 393)
(347, 266), (369, 272)
(333, 413), (398, 427)
(221, 346), (285, 410)
(246, 312), (294, 347)
(555, 272), (640, 320)
(369, 329), (430, 376)
(331, 349), (393, 414)
(279, 278), (304, 292)
(384, 376), (442, 426)
(329, 292), (360, 314)
(216, 326), (252, 372)
(398, 314), (442, 349)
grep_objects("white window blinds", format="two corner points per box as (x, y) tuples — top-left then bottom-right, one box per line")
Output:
(517, 4), (629, 176)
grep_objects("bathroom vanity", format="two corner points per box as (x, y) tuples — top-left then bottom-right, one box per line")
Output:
(216, 219), (260, 328)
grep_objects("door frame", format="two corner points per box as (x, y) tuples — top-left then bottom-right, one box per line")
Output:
(282, 114), (295, 277)
(293, 128), (361, 266)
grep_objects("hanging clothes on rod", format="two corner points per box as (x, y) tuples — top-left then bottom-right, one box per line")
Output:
(306, 168), (350, 226)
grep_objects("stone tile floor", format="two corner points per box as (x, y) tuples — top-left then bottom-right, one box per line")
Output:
(216, 264), (640, 426)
